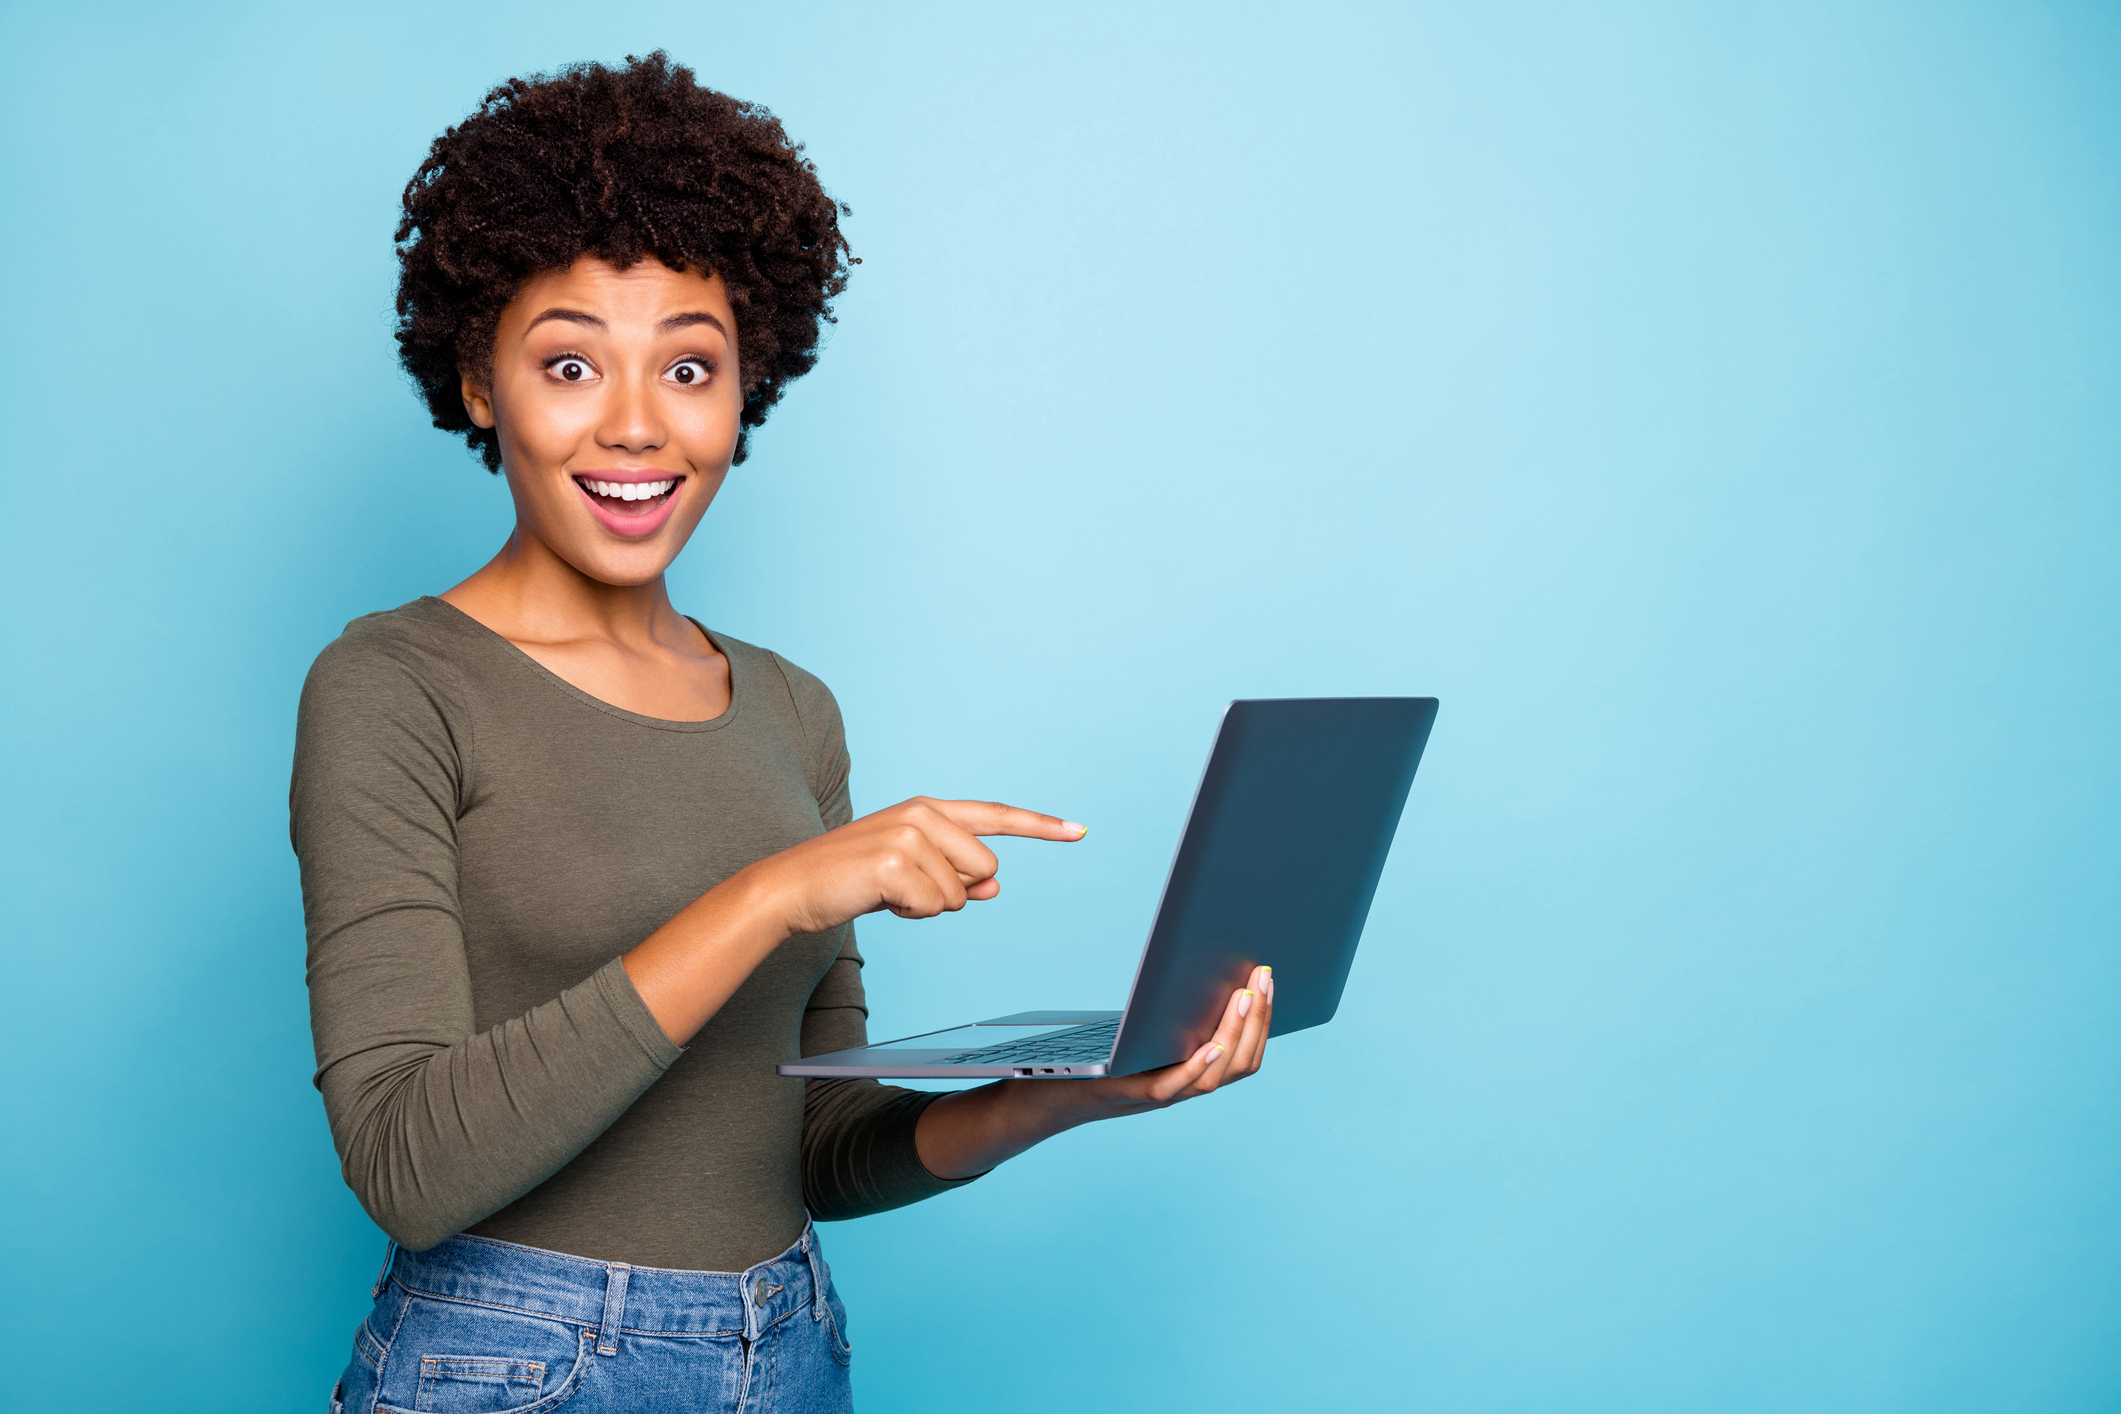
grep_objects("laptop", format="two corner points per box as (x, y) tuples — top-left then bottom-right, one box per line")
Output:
(780, 696), (1438, 1081)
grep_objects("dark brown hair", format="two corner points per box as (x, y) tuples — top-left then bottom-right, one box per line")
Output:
(394, 52), (853, 470)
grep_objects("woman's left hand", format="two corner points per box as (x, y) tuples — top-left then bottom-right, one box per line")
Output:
(1077, 963), (1275, 1113)
(913, 965), (1275, 1179)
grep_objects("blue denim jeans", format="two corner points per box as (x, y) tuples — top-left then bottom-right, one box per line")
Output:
(329, 1224), (853, 1413)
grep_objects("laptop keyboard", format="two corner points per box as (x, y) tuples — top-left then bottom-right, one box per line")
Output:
(938, 1019), (1119, 1066)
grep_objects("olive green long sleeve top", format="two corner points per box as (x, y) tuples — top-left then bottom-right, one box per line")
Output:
(291, 597), (969, 1271)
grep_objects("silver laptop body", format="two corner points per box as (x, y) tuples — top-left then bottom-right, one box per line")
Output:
(778, 696), (1438, 1081)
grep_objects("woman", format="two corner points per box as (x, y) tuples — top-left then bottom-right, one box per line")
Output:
(295, 53), (1272, 1413)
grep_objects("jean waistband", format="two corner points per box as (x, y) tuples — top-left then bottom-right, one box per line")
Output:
(379, 1222), (829, 1349)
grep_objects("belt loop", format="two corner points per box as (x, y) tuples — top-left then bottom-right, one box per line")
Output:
(802, 1220), (828, 1320)
(370, 1240), (398, 1299)
(597, 1263), (632, 1357)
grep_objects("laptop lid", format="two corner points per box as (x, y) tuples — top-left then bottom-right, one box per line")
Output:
(1106, 696), (1437, 1076)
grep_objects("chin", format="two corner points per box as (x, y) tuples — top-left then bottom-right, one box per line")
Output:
(576, 555), (674, 589)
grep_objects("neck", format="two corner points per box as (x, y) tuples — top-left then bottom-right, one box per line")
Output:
(442, 525), (686, 649)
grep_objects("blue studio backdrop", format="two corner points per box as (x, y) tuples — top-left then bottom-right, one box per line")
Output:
(2, 3), (2117, 1410)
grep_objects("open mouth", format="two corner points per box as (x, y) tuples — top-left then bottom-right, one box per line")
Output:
(572, 474), (684, 536)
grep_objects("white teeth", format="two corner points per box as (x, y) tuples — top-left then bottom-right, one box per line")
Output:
(582, 478), (674, 501)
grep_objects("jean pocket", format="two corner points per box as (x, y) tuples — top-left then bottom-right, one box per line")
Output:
(356, 1318), (389, 1373)
(374, 1297), (587, 1414)
(416, 1356), (545, 1411)
(821, 1285), (853, 1367)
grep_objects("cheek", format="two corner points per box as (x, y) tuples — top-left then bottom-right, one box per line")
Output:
(678, 386), (744, 459)
(498, 391), (597, 461)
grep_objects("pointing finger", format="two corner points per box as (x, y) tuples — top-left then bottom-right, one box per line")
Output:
(927, 799), (1088, 842)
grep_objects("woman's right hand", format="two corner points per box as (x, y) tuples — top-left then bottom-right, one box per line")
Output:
(755, 797), (1087, 936)
(623, 798), (1083, 1044)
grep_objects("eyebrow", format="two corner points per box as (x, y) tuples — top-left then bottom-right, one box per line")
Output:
(656, 311), (728, 335)
(524, 308), (727, 336)
(525, 307), (604, 331)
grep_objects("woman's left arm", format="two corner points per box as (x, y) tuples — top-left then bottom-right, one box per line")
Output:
(913, 966), (1274, 1179)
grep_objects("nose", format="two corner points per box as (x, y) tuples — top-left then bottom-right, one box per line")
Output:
(595, 371), (667, 455)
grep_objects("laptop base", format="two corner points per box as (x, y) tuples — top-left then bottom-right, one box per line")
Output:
(778, 1011), (1122, 1080)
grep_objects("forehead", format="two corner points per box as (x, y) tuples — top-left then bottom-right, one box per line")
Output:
(503, 256), (733, 331)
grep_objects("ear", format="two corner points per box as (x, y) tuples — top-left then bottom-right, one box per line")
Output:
(460, 370), (496, 429)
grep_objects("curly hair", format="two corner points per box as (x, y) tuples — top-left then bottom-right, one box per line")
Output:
(394, 52), (854, 470)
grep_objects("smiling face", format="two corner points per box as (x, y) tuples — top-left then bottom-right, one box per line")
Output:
(462, 256), (743, 588)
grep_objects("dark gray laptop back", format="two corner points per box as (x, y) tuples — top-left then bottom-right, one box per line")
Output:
(1106, 697), (1438, 1076)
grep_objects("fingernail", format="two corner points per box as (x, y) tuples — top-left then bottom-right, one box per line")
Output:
(1063, 821), (1087, 838)
(1237, 990), (1254, 1017)
(1207, 1044), (1225, 1060)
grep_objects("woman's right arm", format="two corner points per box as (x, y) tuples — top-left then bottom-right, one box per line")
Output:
(295, 631), (683, 1251)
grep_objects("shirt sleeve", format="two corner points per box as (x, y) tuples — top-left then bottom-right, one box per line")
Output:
(774, 652), (982, 1219)
(292, 624), (681, 1251)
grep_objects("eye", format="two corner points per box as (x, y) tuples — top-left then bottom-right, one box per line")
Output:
(544, 355), (598, 384)
(667, 358), (712, 387)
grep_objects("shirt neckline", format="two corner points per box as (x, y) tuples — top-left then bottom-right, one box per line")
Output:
(418, 595), (744, 735)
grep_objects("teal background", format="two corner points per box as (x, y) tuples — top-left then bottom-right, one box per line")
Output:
(3, 2), (2117, 1409)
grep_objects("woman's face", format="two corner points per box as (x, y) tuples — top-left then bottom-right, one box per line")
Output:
(463, 255), (743, 587)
